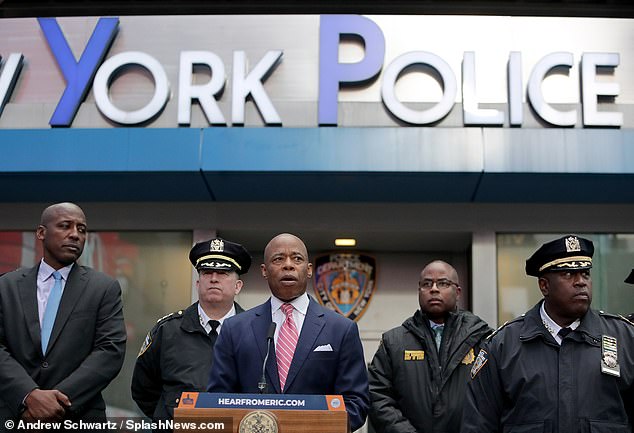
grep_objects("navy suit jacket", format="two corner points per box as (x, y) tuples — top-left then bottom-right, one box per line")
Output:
(208, 297), (369, 431)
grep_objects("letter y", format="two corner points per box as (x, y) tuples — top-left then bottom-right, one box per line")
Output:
(38, 17), (119, 126)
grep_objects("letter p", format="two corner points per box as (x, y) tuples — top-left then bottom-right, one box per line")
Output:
(318, 15), (385, 125)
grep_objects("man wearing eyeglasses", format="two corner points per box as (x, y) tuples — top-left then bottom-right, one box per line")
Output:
(368, 260), (492, 433)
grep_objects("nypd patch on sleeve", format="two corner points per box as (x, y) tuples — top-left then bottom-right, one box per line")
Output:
(470, 349), (488, 379)
(137, 332), (152, 357)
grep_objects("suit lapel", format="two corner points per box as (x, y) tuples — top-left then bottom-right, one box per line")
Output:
(17, 265), (42, 354)
(46, 264), (87, 354)
(252, 301), (281, 393)
(283, 300), (325, 392)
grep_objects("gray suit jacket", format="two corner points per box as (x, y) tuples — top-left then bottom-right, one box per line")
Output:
(0, 263), (126, 421)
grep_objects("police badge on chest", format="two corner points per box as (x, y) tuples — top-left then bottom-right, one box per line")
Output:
(601, 335), (620, 377)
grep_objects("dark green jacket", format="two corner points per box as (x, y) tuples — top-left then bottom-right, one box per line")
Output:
(369, 309), (492, 433)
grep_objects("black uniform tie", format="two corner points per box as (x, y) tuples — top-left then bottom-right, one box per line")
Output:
(558, 327), (572, 339)
(208, 320), (220, 345)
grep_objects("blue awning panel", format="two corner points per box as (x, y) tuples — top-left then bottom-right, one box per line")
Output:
(1, 127), (632, 203)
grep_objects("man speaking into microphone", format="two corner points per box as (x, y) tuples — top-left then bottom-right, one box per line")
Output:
(208, 233), (369, 432)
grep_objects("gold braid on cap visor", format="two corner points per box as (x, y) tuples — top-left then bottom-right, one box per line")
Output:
(538, 256), (592, 273)
(195, 254), (241, 270)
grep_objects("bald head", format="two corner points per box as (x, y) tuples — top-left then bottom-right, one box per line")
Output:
(418, 260), (461, 323)
(36, 202), (87, 270)
(261, 233), (312, 302)
(263, 233), (308, 262)
(420, 260), (459, 285)
(40, 202), (85, 227)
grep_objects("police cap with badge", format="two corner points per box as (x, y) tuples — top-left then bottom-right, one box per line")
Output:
(189, 238), (252, 275)
(525, 235), (593, 277)
(526, 235), (626, 378)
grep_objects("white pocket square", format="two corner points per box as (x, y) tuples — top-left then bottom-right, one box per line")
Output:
(314, 344), (333, 352)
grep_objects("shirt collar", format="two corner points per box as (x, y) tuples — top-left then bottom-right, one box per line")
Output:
(38, 259), (74, 282)
(540, 301), (580, 337)
(429, 320), (444, 330)
(198, 303), (236, 328)
(271, 292), (309, 316)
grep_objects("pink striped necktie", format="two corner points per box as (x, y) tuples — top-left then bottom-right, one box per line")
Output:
(276, 303), (299, 392)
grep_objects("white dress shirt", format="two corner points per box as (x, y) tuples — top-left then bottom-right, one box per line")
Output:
(36, 259), (73, 327)
(198, 303), (237, 335)
(270, 292), (309, 346)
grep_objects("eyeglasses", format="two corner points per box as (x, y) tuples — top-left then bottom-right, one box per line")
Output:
(419, 279), (458, 290)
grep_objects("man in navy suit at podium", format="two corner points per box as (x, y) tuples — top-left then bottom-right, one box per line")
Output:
(208, 233), (369, 431)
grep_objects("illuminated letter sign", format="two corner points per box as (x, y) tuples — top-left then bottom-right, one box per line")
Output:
(93, 52), (170, 124)
(508, 52), (523, 126)
(38, 17), (119, 126)
(178, 51), (227, 126)
(4, 15), (620, 129)
(527, 52), (576, 126)
(381, 51), (457, 125)
(462, 51), (504, 125)
(231, 50), (283, 125)
(0, 53), (24, 117)
(318, 15), (385, 125)
(581, 52), (621, 126)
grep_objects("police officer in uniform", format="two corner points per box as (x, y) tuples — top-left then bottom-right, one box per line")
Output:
(131, 238), (251, 423)
(462, 235), (634, 433)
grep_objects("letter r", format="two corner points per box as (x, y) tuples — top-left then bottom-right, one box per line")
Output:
(38, 17), (119, 126)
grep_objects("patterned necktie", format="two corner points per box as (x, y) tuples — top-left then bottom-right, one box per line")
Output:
(433, 324), (444, 351)
(208, 320), (220, 346)
(276, 303), (299, 392)
(41, 271), (63, 354)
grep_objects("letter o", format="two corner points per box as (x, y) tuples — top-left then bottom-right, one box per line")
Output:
(381, 51), (456, 125)
(93, 51), (170, 124)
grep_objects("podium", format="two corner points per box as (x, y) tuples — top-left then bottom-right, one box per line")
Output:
(174, 393), (348, 433)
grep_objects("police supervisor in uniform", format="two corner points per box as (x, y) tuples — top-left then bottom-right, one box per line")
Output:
(462, 235), (634, 433)
(131, 238), (251, 422)
(368, 260), (492, 433)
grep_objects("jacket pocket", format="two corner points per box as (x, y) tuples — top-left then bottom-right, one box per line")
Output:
(503, 421), (549, 433)
(308, 351), (337, 360)
(589, 420), (630, 433)
(157, 391), (182, 420)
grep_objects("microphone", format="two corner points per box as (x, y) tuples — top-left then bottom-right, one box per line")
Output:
(258, 322), (276, 394)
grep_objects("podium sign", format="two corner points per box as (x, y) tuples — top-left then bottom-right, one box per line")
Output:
(174, 393), (348, 433)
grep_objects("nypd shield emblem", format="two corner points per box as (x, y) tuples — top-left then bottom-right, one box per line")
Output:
(313, 253), (377, 322)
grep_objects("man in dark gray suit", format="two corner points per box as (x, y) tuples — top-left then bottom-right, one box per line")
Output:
(0, 202), (126, 424)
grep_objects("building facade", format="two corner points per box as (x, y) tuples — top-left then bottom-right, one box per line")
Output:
(1, 9), (633, 421)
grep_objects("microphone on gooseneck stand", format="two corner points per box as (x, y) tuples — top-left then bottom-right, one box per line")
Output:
(258, 322), (277, 394)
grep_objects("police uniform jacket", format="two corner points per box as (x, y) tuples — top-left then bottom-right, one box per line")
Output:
(462, 301), (634, 433)
(368, 309), (492, 433)
(131, 301), (244, 421)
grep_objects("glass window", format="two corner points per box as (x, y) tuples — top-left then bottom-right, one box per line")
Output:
(497, 233), (634, 326)
(0, 231), (193, 415)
